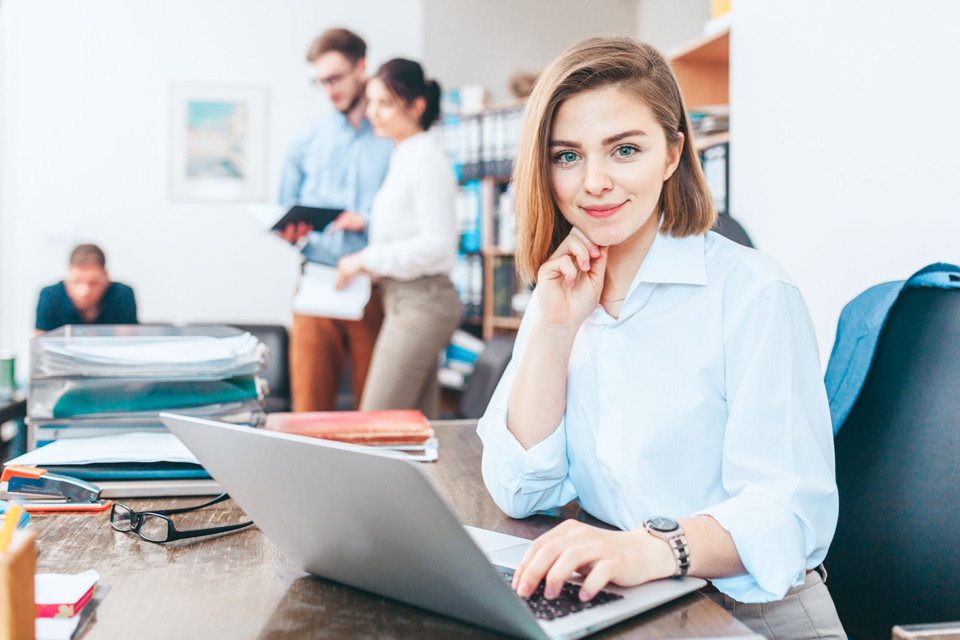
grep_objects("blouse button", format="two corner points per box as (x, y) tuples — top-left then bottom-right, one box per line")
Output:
(609, 329), (617, 338)
(607, 394), (615, 405)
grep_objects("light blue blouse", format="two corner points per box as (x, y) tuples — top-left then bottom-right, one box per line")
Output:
(478, 230), (838, 603)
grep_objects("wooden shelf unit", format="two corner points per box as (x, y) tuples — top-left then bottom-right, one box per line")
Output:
(478, 176), (522, 340)
(668, 27), (729, 110)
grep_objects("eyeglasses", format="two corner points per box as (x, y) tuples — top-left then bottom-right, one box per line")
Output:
(311, 66), (355, 89)
(110, 493), (253, 544)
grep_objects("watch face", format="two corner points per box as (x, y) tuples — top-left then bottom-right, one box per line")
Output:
(647, 517), (679, 533)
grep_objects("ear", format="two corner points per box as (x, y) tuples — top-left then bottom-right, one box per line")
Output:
(355, 57), (367, 77)
(663, 132), (684, 181)
(410, 95), (427, 120)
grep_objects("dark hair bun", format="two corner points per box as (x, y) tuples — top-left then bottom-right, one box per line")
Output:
(374, 58), (442, 130)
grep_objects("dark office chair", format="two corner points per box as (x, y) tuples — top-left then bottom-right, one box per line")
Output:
(228, 324), (291, 413)
(826, 286), (960, 640)
(458, 335), (515, 419)
(712, 213), (753, 248)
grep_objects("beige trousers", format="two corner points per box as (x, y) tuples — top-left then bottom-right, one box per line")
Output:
(704, 566), (848, 640)
(359, 275), (462, 419)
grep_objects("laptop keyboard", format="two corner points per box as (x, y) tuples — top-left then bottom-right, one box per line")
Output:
(499, 571), (624, 621)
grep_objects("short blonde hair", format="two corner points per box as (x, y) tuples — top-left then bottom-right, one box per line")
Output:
(513, 37), (716, 283)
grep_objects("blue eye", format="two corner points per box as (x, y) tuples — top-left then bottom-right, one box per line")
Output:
(616, 145), (638, 158)
(559, 151), (578, 163)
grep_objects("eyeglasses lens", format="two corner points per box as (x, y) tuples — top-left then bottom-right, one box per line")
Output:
(111, 504), (134, 532)
(137, 514), (171, 542)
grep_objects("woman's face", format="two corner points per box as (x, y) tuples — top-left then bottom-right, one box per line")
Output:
(549, 86), (683, 249)
(365, 77), (423, 142)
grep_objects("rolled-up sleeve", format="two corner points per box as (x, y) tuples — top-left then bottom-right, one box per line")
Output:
(477, 293), (579, 519)
(698, 281), (838, 602)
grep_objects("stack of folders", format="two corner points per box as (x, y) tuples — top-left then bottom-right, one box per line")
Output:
(265, 410), (438, 462)
(27, 325), (268, 451)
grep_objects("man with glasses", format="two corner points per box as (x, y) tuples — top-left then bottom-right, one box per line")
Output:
(277, 28), (392, 412)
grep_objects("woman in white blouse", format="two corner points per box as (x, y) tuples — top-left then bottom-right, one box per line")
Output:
(477, 38), (845, 640)
(335, 59), (461, 418)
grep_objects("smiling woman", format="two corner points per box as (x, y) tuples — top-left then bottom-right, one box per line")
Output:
(477, 37), (847, 640)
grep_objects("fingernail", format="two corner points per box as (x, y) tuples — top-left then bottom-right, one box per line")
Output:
(581, 261), (589, 270)
(579, 588), (592, 601)
(590, 247), (600, 257)
(544, 586), (557, 600)
(517, 583), (531, 598)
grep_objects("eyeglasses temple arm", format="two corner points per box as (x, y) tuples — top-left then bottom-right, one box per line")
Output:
(151, 493), (232, 516)
(167, 521), (254, 542)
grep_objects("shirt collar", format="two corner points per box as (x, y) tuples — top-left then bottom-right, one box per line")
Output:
(634, 229), (708, 287)
(332, 110), (374, 135)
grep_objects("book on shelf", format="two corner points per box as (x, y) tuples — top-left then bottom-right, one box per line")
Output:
(492, 255), (518, 318)
(437, 104), (524, 182)
(452, 254), (484, 322)
(456, 180), (482, 253)
(700, 141), (728, 215)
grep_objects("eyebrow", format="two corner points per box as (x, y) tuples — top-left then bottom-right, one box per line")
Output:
(602, 129), (648, 145)
(549, 129), (649, 148)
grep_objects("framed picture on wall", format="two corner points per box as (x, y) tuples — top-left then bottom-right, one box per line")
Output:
(169, 84), (268, 202)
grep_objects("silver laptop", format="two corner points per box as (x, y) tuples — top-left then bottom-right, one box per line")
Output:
(160, 413), (706, 640)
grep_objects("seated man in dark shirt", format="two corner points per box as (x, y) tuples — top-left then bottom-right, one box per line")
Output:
(36, 244), (138, 333)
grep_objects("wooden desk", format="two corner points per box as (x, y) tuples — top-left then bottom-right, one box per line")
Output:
(29, 421), (754, 640)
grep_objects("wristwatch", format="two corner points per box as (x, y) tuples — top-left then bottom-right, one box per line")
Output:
(644, 517), (690, 577)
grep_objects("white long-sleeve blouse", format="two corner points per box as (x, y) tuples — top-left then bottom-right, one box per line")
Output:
(359, 131), (458, 281)
(477, 229), (838, 603)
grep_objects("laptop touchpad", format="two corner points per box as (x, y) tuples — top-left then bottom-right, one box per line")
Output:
(485, 543), (530, 569)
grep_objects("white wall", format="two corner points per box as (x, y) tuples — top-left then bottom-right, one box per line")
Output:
(0, 0), (423, 374)
(731, 0), (960, 365)
(636, 0), (711, 55)
(422, 0), (637, 104)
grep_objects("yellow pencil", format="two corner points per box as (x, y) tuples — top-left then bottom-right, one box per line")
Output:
(0, 504), (23, 552)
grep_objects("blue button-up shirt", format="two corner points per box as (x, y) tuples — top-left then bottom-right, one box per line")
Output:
(278, 112), (393, 266)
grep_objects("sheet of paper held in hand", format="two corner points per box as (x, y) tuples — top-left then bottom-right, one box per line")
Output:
(292, 262), (371, 321)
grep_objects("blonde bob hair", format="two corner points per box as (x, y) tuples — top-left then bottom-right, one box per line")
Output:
(513, 37), (716, 283)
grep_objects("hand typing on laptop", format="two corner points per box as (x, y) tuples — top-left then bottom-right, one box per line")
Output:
(510, 520), (676, 603)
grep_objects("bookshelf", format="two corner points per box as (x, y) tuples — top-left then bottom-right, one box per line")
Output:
(437, 104), (526, 341)
(668, 27), (729, 110)
(669, 26), (731, 217)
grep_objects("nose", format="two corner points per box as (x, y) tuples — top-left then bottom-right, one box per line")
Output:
(582, 155), (613, 195)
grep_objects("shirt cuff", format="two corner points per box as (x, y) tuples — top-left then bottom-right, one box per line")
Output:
(359, 247), (379, 275)
(476, 407), (568, 496)
(696, 493), (807, 602)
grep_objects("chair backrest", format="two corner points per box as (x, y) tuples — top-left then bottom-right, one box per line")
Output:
(458, 335), (515, 420)
(228, 324), (290, 413)
(712, 213), (753, 248)
(828, 286), (960, 640)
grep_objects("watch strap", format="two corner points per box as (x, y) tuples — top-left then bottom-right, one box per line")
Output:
(645, 518), (690, 577)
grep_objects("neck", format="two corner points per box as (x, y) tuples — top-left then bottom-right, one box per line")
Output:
(76, 304), (100, 323)
(602, 210), (660, 299)
(392, 125), (424, 145)
(344, 94), (368, 130)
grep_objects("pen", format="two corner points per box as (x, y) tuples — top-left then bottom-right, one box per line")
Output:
(0, 504), (23, 551)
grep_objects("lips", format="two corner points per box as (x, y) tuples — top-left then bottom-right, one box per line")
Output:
(582, 202), (625, 219)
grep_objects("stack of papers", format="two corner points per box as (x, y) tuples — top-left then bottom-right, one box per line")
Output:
(26, 325), (267, 450)
(8, 433), (200, 467)
(31, 326), (265, 379)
